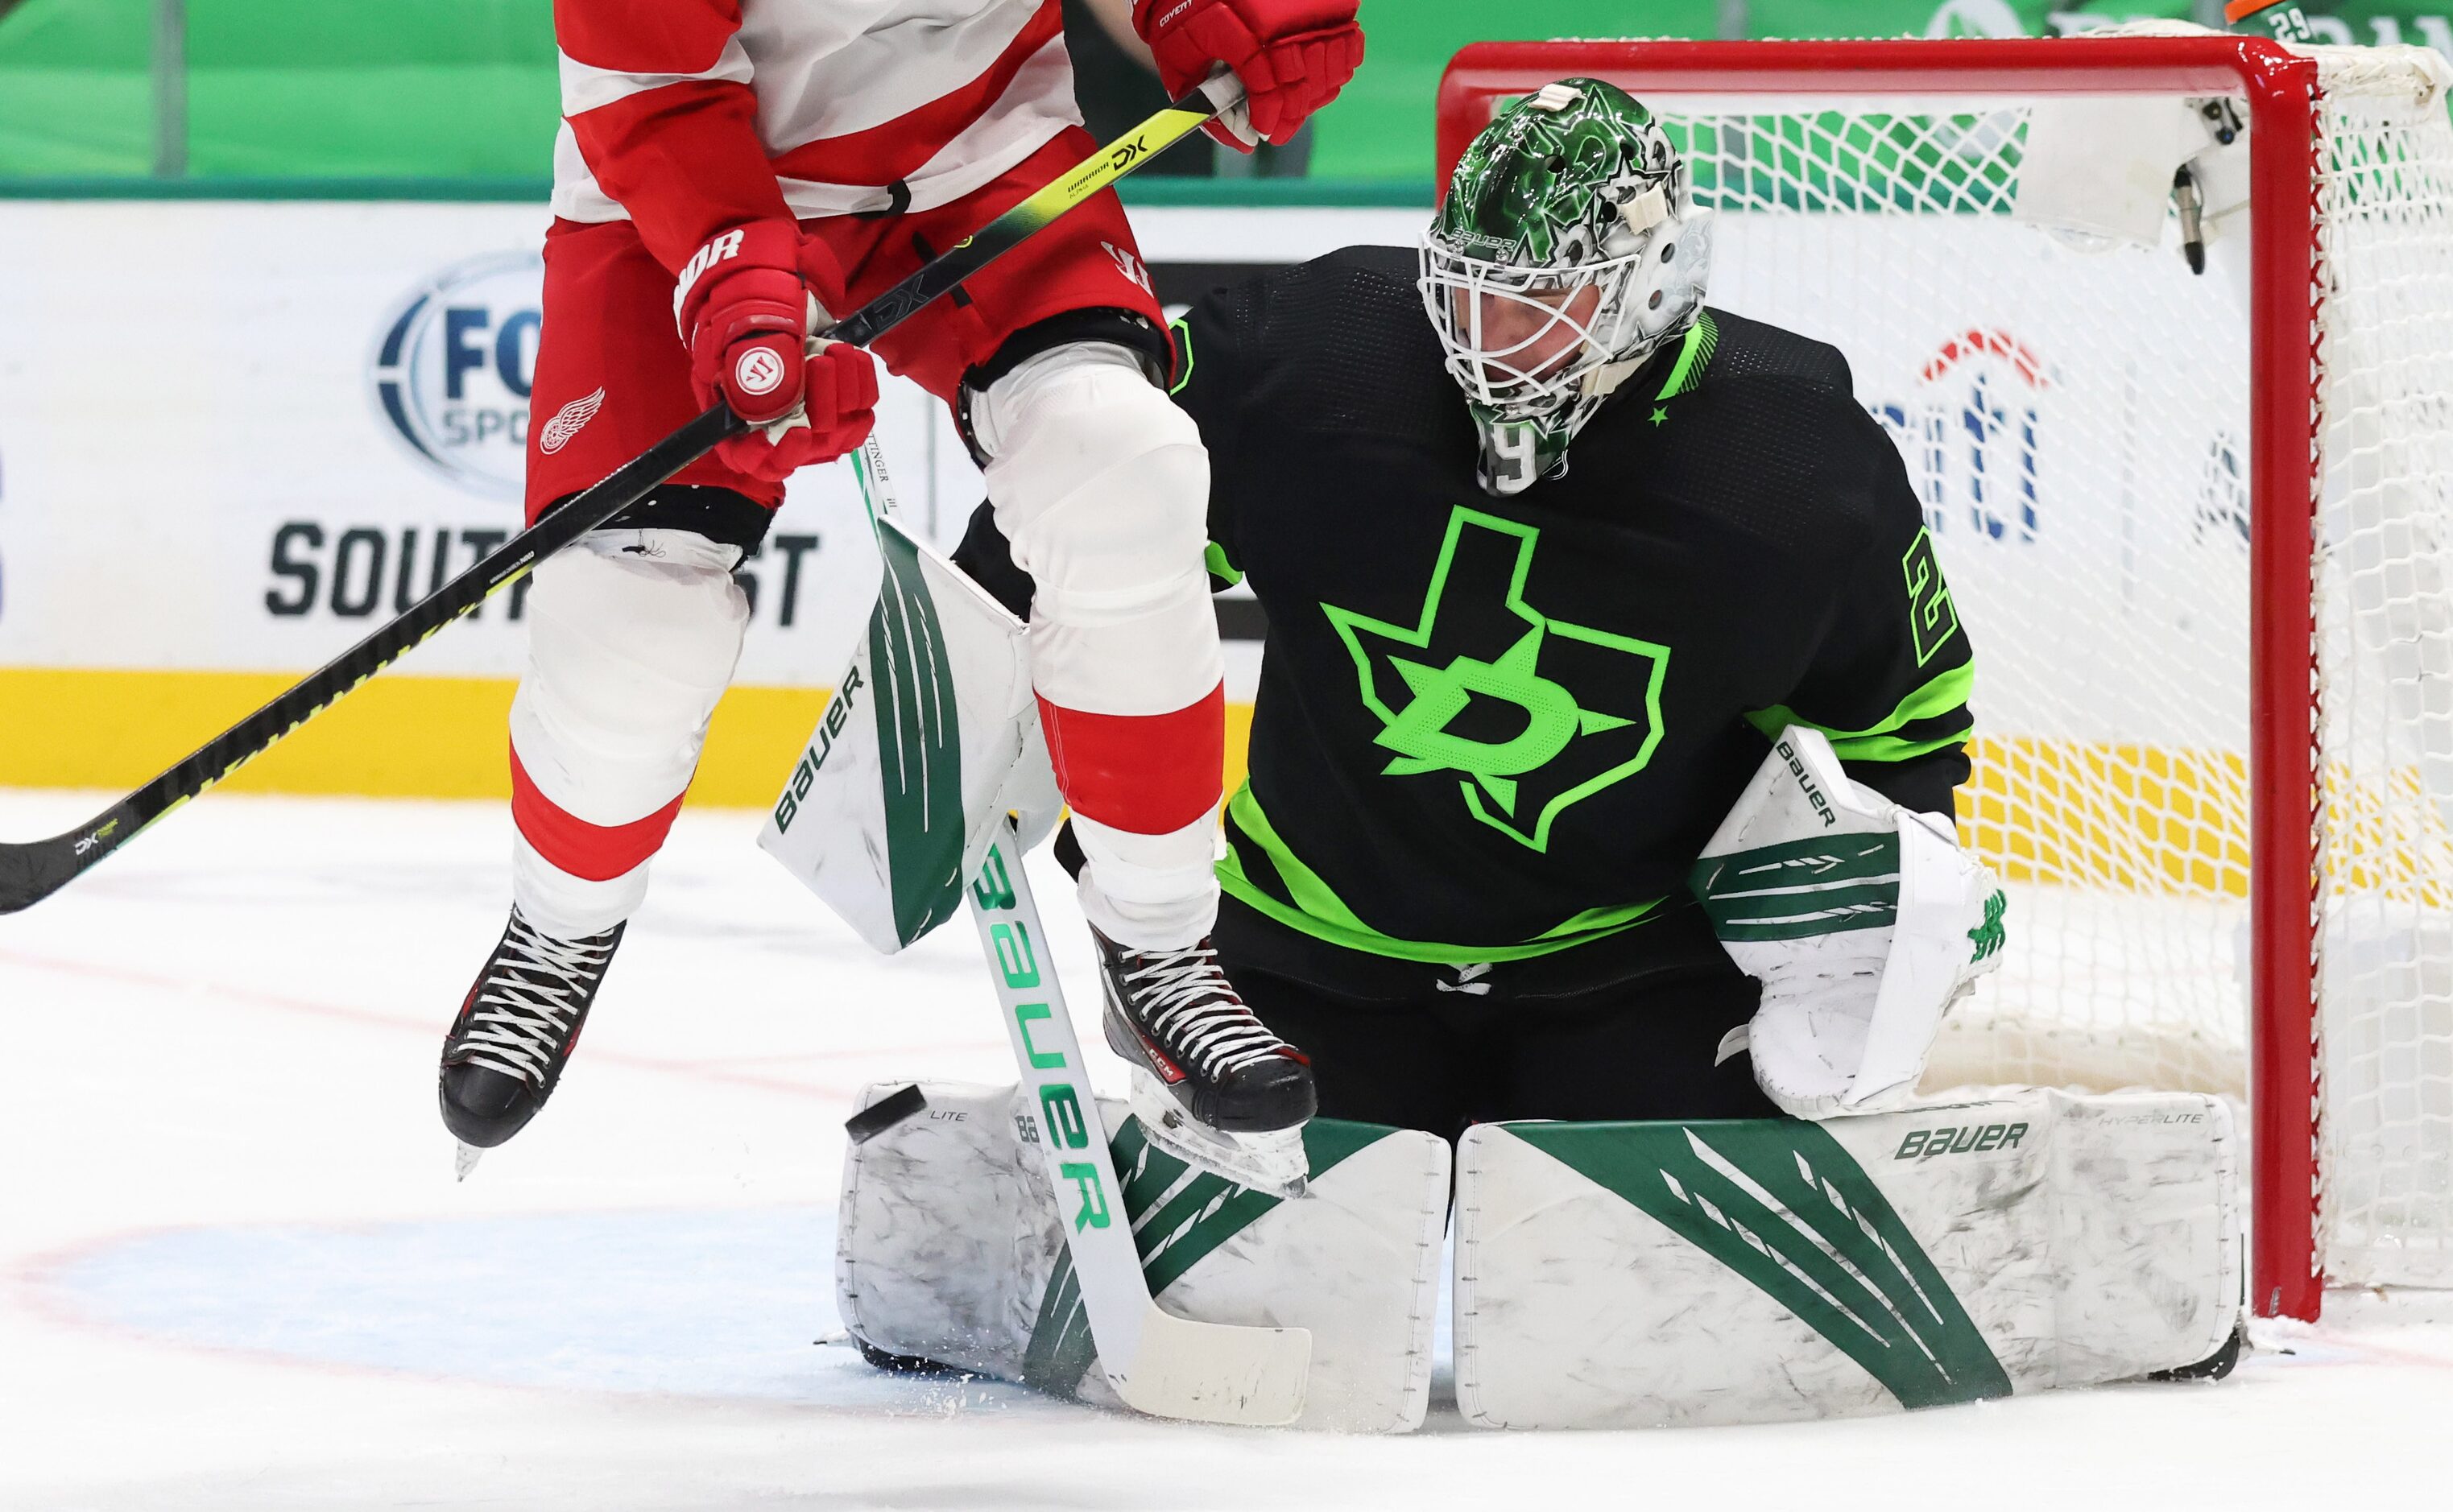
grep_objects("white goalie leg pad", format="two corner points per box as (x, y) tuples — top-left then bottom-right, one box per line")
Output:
(509, 528), (748, 937)
(1692, 727), (2006, 1118)
(970, 341), (1224, 718)
(836, 1080), (1450, 1432)
(1452, 1089), (2244, 1430)
(758, 517), (1061, 954)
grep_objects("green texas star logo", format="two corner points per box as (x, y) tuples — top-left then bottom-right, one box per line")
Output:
(1322, 507), (1669, 852)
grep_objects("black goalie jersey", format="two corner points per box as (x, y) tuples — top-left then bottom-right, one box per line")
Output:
(964, 245), (1976, 969)
(1181, 244), (1974, 965)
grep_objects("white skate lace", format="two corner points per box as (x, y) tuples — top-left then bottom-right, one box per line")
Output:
(449, 915), (616, 1086)
(1127, 946), (1289, 1081)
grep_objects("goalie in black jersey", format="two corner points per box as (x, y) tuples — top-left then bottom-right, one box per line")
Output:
(850, 78), (2245, 1423)
(955, 76), (2004, 1138)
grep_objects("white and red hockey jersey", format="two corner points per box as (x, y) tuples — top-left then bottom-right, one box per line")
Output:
(552, 0), (1082, 271)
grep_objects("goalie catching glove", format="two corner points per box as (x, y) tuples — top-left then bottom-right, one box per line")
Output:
(1691, 727), (2005, 1119)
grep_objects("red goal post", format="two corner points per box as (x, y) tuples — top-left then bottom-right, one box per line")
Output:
(1434, 33), (2452, 1324)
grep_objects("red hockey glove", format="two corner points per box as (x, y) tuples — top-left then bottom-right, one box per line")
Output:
(674, 221), (879, 482)
(1132, 0), (1363, 151)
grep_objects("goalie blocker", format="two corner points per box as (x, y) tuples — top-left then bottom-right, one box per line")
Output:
(838, 1081), (2242, 1430)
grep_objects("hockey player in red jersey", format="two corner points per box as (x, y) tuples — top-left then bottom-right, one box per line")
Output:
(435, 0), (1361, 1168)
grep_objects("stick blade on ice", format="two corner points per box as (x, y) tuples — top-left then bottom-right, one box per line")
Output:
(1111, 1303), (1311, 1427)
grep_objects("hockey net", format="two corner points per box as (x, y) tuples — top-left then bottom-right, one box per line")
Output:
(1439, 31), (2453, 1314)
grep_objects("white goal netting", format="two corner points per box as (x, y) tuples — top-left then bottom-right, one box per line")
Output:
(1624, 47), (2453, 1287)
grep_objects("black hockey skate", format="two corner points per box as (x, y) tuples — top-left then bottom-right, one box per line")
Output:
(437, 907), (625, 1176)
(1094, 927), (1314, 1197)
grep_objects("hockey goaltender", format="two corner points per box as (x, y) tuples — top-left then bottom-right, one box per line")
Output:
(823, 80), (2245, 1431)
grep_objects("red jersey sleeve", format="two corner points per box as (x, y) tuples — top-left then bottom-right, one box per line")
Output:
(555, 0), (796, 273)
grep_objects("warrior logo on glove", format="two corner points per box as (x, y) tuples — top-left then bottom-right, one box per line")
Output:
(734, 345), (787, 397)
(674, 222), (880, 481)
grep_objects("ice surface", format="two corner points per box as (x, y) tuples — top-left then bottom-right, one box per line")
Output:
(2, 789), (2447, 1510)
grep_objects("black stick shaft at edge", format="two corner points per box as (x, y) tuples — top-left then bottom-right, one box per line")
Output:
(0, 403), (743, 915)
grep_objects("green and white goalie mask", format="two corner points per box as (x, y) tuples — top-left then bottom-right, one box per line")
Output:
(1420, 78), (1713, 496)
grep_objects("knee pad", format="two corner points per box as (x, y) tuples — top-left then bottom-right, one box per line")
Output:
(971, 341), (1221, 712)
(509, 528), (750, 827)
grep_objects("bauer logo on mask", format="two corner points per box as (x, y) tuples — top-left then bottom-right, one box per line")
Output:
(369, 251), (546, 502)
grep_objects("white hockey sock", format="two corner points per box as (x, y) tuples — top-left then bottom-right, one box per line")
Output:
(1072, 809), (1222, 949)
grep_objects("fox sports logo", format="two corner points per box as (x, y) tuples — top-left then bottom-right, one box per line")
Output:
(370, 251), (545, 501)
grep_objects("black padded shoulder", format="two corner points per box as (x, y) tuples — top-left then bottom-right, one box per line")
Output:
(1212, 246), (1464, 447)
(1690, 307), (1856, 394)
(1607, 308), (1900, 560)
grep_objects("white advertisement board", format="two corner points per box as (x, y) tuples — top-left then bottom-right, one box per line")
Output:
(0, 200), (1426, 695)
(1, 195), (2255, 755)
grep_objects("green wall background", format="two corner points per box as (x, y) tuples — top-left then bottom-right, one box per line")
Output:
(0, 1), (558, 177)
(0, 1), (2422, 185)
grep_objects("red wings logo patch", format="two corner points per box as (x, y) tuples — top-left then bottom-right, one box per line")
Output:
(538, 387), (606, 456)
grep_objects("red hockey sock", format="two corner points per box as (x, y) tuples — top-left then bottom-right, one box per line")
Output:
(1036, 683), (1225, 835)
(510, 744), (690, 883)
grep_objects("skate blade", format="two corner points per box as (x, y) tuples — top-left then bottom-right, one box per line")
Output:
(454, 1142), (484, 1181)
(1129, 1075), (1309, 1200)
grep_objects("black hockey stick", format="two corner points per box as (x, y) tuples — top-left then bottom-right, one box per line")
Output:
(0, 74), (1243, 915)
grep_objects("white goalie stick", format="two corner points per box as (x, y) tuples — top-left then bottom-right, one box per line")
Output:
(969, 823), (1312, 1424)
(836, 436), (1312, 1426)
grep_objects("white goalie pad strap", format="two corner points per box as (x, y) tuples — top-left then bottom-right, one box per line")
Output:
(1693, 728), (2005, 1118)
(759, 518), (1061, 954)
(1452, 1089), (2243, 1430)
(835, 1080), (1450, 1433)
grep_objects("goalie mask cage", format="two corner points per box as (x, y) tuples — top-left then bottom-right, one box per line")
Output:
(1437, 32), (2453, 1321)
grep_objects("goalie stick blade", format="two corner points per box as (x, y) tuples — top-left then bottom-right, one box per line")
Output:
(1109, 1303), (1312, 1427)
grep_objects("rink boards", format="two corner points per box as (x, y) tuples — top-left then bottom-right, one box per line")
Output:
(0, 194), (2340, 902)
(0, 200), (1417, 799)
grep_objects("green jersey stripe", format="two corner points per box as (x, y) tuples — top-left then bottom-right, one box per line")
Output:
(1654, 310), (1721, 401)
(1747, 662), (1974, 765)
(1218, 783), (1665, 963)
